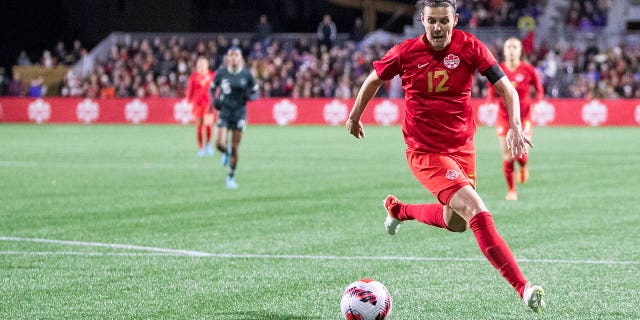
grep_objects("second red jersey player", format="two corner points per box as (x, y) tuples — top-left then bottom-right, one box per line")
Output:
(186, 56), (216, 156)
(487, 38), (544, 200)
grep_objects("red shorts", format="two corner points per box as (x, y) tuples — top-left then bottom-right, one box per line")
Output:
(495, 117), (532, 137)
(191, 102), (211, 119)
(406, 149), (476, 205)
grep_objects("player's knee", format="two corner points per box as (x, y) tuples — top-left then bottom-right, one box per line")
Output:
(446, 213), (468, 232)
(443, 206), (468, 232)
(447, 222), (467, 233)
(230, 144), (240, 155)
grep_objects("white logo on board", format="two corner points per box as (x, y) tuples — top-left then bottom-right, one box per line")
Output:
(373, 100), (399, 126)
(477, 102), (498, 126)
(273, 99), (298, 126)
(125, 99), (149, 124)
(28, 98), (51, 124)
(581, 100), (607, 126)
(323, 100), (348, 126)
(76, 99), (100, 123)
(532, 100), (555, 126)
(174, 99), (194, 125)
(634, 105), (640, 124)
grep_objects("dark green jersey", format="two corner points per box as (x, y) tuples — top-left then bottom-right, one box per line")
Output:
(211, 66), (258, 119)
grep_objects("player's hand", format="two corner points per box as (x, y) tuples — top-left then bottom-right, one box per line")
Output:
(506, 126), (533, 157)
(213, 98), (222, 111)
(346, 118), (366, 139)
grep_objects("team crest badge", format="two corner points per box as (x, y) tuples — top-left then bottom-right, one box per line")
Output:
(515, 73), (524, 82)
(444, 54), (460, 69)
(446, 169), (459, 180)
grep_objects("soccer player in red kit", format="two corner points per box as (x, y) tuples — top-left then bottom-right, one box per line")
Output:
(346, 0), (545, 312)
(186, 56), (215, 157)
(487, 38), (544, 200)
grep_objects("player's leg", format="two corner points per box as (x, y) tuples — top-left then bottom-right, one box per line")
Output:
(447, 186), (544, 311)
(195, 114), (205, 157)
(516, 120), (532, 184)
(384, 195), (449, 234)
(225, 129), (243, 189)
(497, 119), (517, 200)
(214, 117), (228, 154)
(204, 111), (215, 156)
(384, 152), (467, 234)
(499, 137), (517, 200)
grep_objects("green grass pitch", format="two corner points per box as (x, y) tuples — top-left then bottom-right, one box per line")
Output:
(1, 124), (639, 319)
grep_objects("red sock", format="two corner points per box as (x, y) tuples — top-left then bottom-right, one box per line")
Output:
(196, 124), (203, 148)
(516, 153), (528, 167)
(469, 211), (527, 297)
(397, 203), (448, 229)
(205, 125), (212, 144)
(503, 160), (515, 190)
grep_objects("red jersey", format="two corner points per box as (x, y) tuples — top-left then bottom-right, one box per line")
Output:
(374, 30), (498, 154)
(490, 62), (543, 122)
(186, 70), (215, 107)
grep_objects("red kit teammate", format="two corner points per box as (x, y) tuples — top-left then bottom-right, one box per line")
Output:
(488, 38), (544, 200)
(346, 0), (545, 312)
(186, 56), (215, 157)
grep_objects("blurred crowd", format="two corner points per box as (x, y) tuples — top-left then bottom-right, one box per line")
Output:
(564, 0), (609, 32)
(455, 0), (543, 28)
(2, 0), (639, 100)
(0, 39), (90, 98)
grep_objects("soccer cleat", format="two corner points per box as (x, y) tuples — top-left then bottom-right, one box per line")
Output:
(197, 148), (206, 157)
(206, 143), (214, 156)
(505, 189), (518, 201)
(518, 166), (529, 184)
(226, 176), (238, 189)
(383, 195), (403, 235)
(523, 283), (546, 313)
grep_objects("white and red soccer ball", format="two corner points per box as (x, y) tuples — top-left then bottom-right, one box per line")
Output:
(340, 278), (392, 320)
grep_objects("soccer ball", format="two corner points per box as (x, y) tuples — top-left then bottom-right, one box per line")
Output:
(340, 278), (392, 320)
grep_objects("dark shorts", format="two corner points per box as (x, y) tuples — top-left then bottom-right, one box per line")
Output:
(216, 116), (246, 131)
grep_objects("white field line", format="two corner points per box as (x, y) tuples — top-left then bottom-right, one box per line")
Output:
(0, 251), (177, 257)
(0, 160), (201, 170)
(1, 236), (639, 265)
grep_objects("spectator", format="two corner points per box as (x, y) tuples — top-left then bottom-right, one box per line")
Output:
(0, 67), (7, 96)
(350, 17), (367, 48)
(8, 72), (25, 96)
(71, 39), (83, 62)
(317, 14), (337, 49)
(28, 76), (46, 97)
(16, 51), (32, 66)
(255, 14), (273, 48)
(99, 74), (115, 98)
(41, 50), (55, 68)
(54, 41), (67, 64)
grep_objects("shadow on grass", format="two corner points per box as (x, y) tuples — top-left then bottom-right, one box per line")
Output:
(214, 311), (323, 319)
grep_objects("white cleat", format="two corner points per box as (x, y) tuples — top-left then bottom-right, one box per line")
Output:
(523, 283), (546, 313)
(383, 195), (402, 235)
(226, 176), (238, 189)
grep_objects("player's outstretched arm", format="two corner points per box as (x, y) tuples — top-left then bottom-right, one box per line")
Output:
(492, 76), (534, 156)
(346, 71), (384, 139)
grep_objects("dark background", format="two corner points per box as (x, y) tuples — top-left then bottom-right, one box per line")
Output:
(0, 0), (416, 71)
